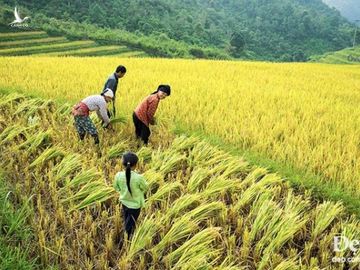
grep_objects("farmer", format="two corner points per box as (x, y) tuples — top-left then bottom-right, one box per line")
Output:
(113, 152), (148, 239)
(133, 85), (171, 145)
(101, 65), (127, 118)
(72, 89), (114, 145)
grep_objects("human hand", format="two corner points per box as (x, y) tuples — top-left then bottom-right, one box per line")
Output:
(150, 117), (156, 125)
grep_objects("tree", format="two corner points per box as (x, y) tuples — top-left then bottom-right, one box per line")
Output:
(88, 3), (107, 27)
(229, 32), (246, 57)
(292, 50), (307, 62)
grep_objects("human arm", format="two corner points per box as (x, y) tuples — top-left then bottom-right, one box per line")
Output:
(97, 101), (110, 126)
(113, 174), (121, 192)
(139, 176), (149, 193)
(112, 96), (116, 117)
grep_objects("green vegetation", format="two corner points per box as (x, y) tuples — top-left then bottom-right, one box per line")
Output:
(311, 45), (360, 64)
(0, 40), (96, 56)
(0, 0), (355, 61)
(0, 37), (68, 49)
(0, 29), (147, 57)
(0, 172), (39, 270)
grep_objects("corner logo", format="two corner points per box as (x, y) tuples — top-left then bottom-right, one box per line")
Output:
(332, 235), (360, 264)
(9, 7), (30, 28)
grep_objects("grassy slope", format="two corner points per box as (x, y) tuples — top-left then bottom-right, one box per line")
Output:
(312, 45), (360, 64)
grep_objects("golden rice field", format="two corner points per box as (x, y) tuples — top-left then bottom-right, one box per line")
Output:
(0, 56), (360, 199)
(1, 92), (360, 269)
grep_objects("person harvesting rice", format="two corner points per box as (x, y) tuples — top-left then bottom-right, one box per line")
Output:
(113, 152), (148, 239)
(100, 65), (127, 118)
(133, 85), (171, 145)
(71, 89), (113, 145)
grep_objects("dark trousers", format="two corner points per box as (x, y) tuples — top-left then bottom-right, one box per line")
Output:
(133, 112), (151, 145)
(122, 204), (141, 238)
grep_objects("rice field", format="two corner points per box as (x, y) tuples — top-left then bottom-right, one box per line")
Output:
(0, 31), (48, 41)
(0, 36), (68, 48)
(314, 45), (360, 64)
(0, 56), (359, 203)
(0, 40), (96, 56)
(0, 30), (146, 57)
(1, 92), (359, 269)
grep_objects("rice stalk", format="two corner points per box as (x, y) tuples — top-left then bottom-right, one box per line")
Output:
(71, 186), (115, 210)
(164, 227), (221, 268)
(0, 93), (25, 108)
(0, 124), (32, 145)
(17, 130), (52, 152)
(142, 169), (164, 194)
(151, 150), (186, 175)
(61, 180), (105, 203)
(163, 193), (202, 224)
(107, 141), (128, 159)
(125, 214), (159, 260)
(311, 201), (344, 241)
(181, 201), (226, 225)
(14, 98), (44, 115)
(109, 115), (127, 124)
(187, 168), (211, 192)
(29, 147), (65, 168)
(151, 216), (199, 258)
(170, 135), (200, 152)
(219, 158), (249, 178)
(233, 173), (283, 211)
(147, 182), (183, 204)
(239, 167), (268, 188)
(137, 146), (153, 162)
(53, 153), (82, 181)
(272, 258), (298, 270)
(201, 176), (241, 198)
(188, 142), (219, 167)
(255, 192), (309, 269)
(61, 168), (102, 191)
(248, 193), (277, 242)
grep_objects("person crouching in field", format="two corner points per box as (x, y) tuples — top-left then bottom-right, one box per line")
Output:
(113, 152), (148, 239)
(71, 89), (114, 145)
(133, 85), (171, 145)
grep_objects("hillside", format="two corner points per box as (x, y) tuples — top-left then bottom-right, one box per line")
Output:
(0, 0), (355, 61)
(0, 29), (146, 57)
(323, 0), (360, 22)
(0, 5), (229, 60)
(311, 45), (360, 64)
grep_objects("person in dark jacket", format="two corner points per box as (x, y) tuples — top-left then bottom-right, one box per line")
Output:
(133, 85), (171, 145)
(101, 65), (127, 117)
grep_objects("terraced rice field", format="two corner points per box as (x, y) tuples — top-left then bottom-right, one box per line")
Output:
(0, 30), (146, 57)
(315, 45), (360, 64)
(1, 92), (359, 269)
